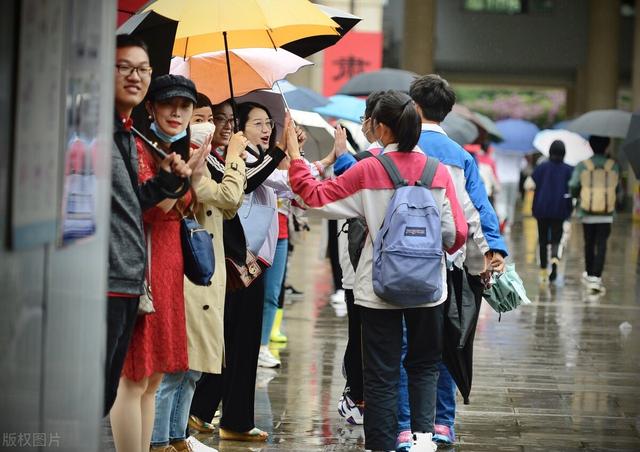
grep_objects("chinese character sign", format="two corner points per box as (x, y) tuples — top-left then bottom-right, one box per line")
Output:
(322, 31), (382, 96)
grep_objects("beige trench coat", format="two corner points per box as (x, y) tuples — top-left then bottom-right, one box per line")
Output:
(183, 154), (246, 373)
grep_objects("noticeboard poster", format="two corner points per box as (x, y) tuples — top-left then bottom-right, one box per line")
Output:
(10, 0), (65, 249)
(58, 0), (101, 246)
(322, 31), (383, 97)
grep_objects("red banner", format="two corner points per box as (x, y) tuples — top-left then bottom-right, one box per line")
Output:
(322, 31), (382, 97)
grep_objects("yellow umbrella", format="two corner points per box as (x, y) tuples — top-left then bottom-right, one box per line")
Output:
(142, 0), (340, 57)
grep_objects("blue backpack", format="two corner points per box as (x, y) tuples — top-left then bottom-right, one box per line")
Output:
(372, 154), (444, 306)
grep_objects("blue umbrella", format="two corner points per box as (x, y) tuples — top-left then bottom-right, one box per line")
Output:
(277, 80), (329, 111)
(492, 119), (540, 154)
(314, 94), (366, 123)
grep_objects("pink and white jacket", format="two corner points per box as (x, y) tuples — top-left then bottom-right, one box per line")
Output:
(289, 145), (468, 310)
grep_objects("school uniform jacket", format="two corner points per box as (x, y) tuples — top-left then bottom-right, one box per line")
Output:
(289, 145), (468, 310)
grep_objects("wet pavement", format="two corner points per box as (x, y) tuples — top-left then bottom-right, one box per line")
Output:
(102, 215), (640, 452)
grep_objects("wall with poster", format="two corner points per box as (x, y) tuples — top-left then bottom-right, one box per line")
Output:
(0, 0), (116, 450)
(322, 30), (383, 96)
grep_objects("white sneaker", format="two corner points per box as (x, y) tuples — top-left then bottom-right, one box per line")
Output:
(185, 436), (218, 452)
(409, 432), (438, 452)
(330, 289), (345, 304)
(586, 276), (605, 292)
(258, 348), (281, 368)
(581, 271), (590, 283)
(337, 393), (364, 425)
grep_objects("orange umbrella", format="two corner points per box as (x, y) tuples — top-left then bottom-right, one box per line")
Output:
(170, 48), (312, 104)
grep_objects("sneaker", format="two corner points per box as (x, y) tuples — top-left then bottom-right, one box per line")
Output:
(150, 446), (178, 452)
(284, 285), (304, 299)
(258, 348), (281, 368)
(539, 268), (549, 284)
(330, 289), (345, 304)
(582, 271), (590, 283)
(409, 432), (438, 451)
(184, 437), (217, 452)
(433, 424), (455, 445)
(549, 258), (559, 282)
(396, 429), (413, 452)
(586, 276), (605, 292)
(337, 393), (364, 425)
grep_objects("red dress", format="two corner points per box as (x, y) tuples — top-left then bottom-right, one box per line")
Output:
(122, 139), (190, 381)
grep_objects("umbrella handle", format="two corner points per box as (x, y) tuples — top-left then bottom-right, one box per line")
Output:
(131, 126), (191, 199)
(245, 144), (266, 168)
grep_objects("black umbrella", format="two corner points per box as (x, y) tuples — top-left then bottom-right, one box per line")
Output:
(441, 111), (479, 146)
(281, 5), (361, 58)
(622, 111), (640, 178)
(338, 68), (418, 96)
(117, 10), (177, 77)
(442, 267), (485, 404)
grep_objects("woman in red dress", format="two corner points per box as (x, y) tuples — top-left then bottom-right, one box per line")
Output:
(110, 75), (208, 452)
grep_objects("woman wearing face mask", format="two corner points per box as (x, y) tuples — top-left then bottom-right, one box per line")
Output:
(287, 91), (467, 452)
(110, 75), (209, 452)
(147, 96), (248, 452)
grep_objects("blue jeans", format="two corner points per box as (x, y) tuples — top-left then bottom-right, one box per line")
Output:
(435, 362), (456, 427)
(261, 238), (288, 345)
(151, 370), (202, 446)
(397, 321), (411, 433)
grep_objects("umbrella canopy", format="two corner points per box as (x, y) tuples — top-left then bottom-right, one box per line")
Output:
(117, 10), (178, 77)
(278, 80), (329, 111)
(567, 109), (632, 139)
(314, 95), (366, 123)
(143, 0), (339, 57)
(442, 268), (485, 405)
(234, 89), (287, 137)
(470, 111), (503, 142)
(483, 264), (532, 315)
(622, 111), (640, 178)
(492, 119), (540, 154)
(281, 4), (362, 58)
(441, 111), (479, 146)
(337, 68), (418, 96)
(290, 109), (342, 162)
(533, 129), (593, 166)
(170, 49), (312, 104)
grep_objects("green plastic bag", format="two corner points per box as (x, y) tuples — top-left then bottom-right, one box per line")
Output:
(483, 263), (531, 316)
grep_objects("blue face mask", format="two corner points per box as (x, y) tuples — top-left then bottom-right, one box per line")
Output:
(150, 121), (187, 143)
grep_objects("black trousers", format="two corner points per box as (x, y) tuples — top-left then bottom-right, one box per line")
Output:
(190, 274), (265, 432)
(104, 295), (139, 416)
(583, 222), (612, 277)
(343, 289), (364, 401)
(327, 220), (343, 291)
(361, 304), (444, 451)
(536, 218), (564, 268)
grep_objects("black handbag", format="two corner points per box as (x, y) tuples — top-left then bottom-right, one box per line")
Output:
(181, 215), (215, 286)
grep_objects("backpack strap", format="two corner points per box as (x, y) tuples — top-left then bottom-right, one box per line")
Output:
(354, 150), (374, 161)
(583, 159), (595, 171)
(604, 159), (615, 171)
(417, 157), (440, 188)
(375, 154), (407, 188)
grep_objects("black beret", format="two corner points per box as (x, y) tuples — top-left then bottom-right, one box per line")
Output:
(147, 74), (197, 104)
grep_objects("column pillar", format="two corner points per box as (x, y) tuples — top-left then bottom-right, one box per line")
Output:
(584, 0), (620, 111)
(401, 0), (436, 75)
(631, 0), (640, 220)
(632, 0), (640, 111)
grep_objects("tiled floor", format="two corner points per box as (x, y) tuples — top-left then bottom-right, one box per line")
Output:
(103, 216), (640, 451)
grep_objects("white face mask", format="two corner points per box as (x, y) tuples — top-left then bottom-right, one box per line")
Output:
(190, 122), (216, 147)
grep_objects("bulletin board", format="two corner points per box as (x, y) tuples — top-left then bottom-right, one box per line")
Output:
(10, 0), (66, 249)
